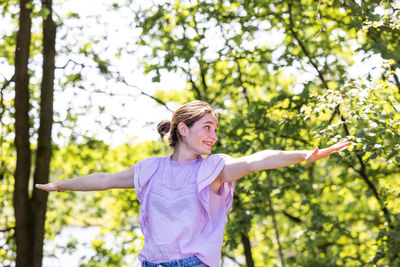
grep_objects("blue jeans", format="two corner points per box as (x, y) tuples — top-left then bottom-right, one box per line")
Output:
(142, 255), (208, 267)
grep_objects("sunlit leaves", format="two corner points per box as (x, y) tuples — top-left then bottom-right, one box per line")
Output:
(2, 0), (399, 265)
(134, 0), (400, 265)
(302, 72), (400, 166)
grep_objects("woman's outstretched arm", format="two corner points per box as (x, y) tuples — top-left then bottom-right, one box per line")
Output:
(218, 140), (350, 183)
(35, 166), (135, 192)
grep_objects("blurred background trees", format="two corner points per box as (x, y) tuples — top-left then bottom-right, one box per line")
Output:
(1, 0), (399, 266)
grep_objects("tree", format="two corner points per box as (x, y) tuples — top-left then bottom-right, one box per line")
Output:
(30, 0), (56, 266)
(133, 0), (400, 265)
(2, 0), (171, 265)
(2, 0), (399, 265)
(13, 0), (34, 265)
(13, 0), (56, 265)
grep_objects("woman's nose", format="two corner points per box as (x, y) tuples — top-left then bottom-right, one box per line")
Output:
(211, 130), (218, 141)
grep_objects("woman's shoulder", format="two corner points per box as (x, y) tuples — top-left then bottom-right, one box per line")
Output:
(136, 155), (164, 166)
(198, 153), (233, 174)
(134, 156), (165, 189)
(203, 153), (233, 163)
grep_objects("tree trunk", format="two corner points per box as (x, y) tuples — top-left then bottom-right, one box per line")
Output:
(13, 0), (33, 266)
(233, 195), (255, 267)
(241, 232), (254, 267)
(267, 176), (285, 267)
(31, 0), (56, 266)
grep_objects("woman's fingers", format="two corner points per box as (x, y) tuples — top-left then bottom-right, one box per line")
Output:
(35, 183), (60, 192)
(330, 139), (350, 151)
(35, 184), (50, 191)
(306, 140), (350, 163)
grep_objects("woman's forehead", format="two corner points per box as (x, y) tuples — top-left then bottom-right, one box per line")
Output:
(199, 113), (218, 125)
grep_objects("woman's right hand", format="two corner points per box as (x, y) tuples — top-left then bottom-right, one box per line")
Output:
(35, 183), (64, 192)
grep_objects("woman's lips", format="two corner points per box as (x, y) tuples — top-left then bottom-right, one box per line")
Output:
(203, 141), (213, 148)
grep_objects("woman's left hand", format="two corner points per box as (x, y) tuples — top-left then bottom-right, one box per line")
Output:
(305, 139), (350, 163)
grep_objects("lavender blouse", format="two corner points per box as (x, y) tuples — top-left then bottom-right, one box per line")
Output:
(133, 154), (236, 267)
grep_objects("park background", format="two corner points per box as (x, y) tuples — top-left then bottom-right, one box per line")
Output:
(1, 0), (400, 266)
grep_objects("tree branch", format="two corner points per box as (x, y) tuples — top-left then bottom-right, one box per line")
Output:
(335, 106), (392, 227)
(0, 75), (14, 124)
(55, 59), (95, 69)
(286, 3), (330, 90)
(282, 210), (302, 223)
(0, 227), (15, 233)
(1, 75), (14, 92)
(185, 62), (202, 99)
(233, 194), (255, 267)
(235, 57), (250, 105)
(390, 66), (400, 94)
(191, 12), (209, 100)
(221, 251), (242, 266)
(56, 58), (175, 112)
(120, 79), (173, 113)
(267, 175), (286, 267)
(199, 59), (209, 97)
(314, 0), (326, 38)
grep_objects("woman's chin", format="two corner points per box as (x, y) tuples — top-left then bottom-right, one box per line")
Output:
(204, 148), (212, 155)
(198, 148), (211, 155)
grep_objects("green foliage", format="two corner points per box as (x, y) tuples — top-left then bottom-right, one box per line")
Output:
(1, 0), (400, 265)
(133, 0), (400, 265)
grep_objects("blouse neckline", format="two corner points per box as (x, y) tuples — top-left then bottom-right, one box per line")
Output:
(168, 154), (201, 166)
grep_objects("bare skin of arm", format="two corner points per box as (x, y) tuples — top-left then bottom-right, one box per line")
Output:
(35, 166), (135, 192)
(210, 140), (350, 192)
(38, 141), (349, 193)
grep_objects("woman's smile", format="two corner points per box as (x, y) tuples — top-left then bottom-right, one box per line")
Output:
(203, 140), (214, 148)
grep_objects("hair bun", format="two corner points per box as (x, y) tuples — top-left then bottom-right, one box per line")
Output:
(157, 120), (171, 138)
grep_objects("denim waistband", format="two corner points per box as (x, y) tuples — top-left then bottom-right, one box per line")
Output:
(142, 255), (207, 267)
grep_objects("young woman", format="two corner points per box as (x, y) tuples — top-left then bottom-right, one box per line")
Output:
(36, 100), (350, 267)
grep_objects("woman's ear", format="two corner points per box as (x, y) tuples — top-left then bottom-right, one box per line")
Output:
(177, 122), (188, 137)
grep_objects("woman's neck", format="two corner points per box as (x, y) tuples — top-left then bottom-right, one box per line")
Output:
(171, 144), (199, 162)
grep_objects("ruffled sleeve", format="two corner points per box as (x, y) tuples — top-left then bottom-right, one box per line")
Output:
(133, 156), (160, 204)
(133, 156), (161, 237)
(197, 154), (236, 228)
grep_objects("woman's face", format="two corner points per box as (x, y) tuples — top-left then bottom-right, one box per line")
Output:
(182, 113), (219, 155)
